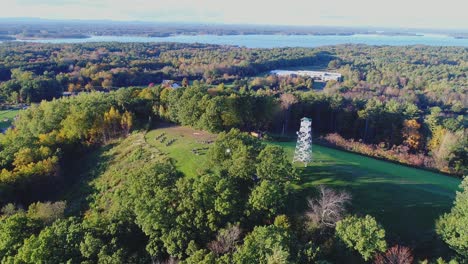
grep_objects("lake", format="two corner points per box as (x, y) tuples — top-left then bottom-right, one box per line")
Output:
(12, 34), (468, 48)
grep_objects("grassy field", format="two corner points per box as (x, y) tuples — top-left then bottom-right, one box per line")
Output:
(145, 124), (216, 177)
(273, 142), (460, 245)
(145, 125), (461, 252)
(0, 109), (20, 130)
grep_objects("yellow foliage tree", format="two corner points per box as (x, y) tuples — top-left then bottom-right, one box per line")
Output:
(428, 126), (446, 152)
(402, 119), (422, 151)
(121, 111), (134, 136)
(103, 106), (121, 142)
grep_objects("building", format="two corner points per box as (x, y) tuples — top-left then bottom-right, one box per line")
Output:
(162, 80), (182, 89)
(270, 70), (342, 82)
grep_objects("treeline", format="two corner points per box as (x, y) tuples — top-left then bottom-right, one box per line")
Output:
(152, 83), (466, 175)
(286, 92), (466, 175)
(159, 84), (278, 132)
(0, 21), (377, 38)
(0, 89), (150, 205)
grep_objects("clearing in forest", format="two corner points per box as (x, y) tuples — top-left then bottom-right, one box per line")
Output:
(145, 124), (216, 177)
(145, 125), (461, 252)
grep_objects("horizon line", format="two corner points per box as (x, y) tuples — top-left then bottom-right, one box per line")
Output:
(1, 17), (467, 32)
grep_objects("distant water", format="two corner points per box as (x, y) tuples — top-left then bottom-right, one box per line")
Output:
(10, 34), (468, 48)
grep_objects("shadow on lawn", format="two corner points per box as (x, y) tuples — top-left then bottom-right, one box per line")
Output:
(62, 143), (116, 216)
(290, 162), (456, 260)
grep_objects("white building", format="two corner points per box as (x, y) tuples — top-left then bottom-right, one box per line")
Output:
(270, 70), (342, 82)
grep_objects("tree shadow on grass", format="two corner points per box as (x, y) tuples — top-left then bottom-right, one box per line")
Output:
(290, 162), (457, 259)
(61, 143), (116, 216)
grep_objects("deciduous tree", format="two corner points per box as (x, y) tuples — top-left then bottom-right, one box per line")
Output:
(306, 186), (351, 229)
(374, 245), (413, 264)
(436, 176), (468, 257)
(335, 215), (387, 261)
(402, 119), (422, 151)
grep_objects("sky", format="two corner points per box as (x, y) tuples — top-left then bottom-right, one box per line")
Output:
(0, 0), (467, 29)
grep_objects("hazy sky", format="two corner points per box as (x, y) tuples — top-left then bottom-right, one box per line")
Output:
(1, 0), (467, 29)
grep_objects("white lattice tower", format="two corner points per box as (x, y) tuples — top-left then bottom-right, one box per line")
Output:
(293, 117), (312, 167)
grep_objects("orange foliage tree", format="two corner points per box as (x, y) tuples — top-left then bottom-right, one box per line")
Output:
(402, 119), (421, 151)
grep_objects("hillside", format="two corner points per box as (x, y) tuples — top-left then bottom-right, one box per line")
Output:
(143, 125), (461, 255)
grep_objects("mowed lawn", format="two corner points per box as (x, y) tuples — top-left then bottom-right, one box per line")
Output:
(145, 124), (217, 177)
(0, 109), (20, 130)
(273, 141), (461, 247)
(146, 125), (461, 248)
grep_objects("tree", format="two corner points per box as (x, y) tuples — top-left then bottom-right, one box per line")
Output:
(266, 246), (291, 264)
(15, 217), (84, 264)
(102, 78), (113, 90)
(306, 186), (351, 229)
(256, 145), (296, 182)
(128, 161), (179, 258)
(129, 159), (241, 259)
(335, 215), (387, 261)
(68, 83), (77, 92)
(120, 111), (134, 136)
(27, 201), (66, 225)
(199, 96), (225, 132)
(233, 215), (292, 264)
(182, 248), (216, 264)
(433, 131), (461, 172)
(436, 176), (468, 257)
(358, 99), (383, 143)
(425, 107), (442, 132)
(0, 213), (42, 262)
(279, 93), (297, 136)
(182, 78), (189, 87)
(446, 137), (467, 175)
(402, 119), (422, 151)
(208, 224), (242, 255)
(374, 245), (413, 264)
(207, 129), (262, 180)
(248, 180), (288, 219)
(176, 86), (205, 127)
(103, 106), (122, 141)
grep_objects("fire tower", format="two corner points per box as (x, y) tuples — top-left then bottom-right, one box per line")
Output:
(293, 117), (312, 166)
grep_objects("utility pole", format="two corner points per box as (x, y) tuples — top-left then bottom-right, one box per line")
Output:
(293, 117), (312, 167)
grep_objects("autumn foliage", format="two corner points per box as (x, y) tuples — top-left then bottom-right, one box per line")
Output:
(374, 245), (414, 264)
(322, 133), (435, 170)
(402, 119), (422, 151)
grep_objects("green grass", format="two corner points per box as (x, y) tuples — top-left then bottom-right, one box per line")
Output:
(65, 133), (164, 215)
(272, 142), (460, 245)
(145, 125), (216, 177)
(0, 109), (20, 130)
(145, 125), (461, 250)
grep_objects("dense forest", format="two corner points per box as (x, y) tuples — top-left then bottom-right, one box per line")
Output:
(0, 42), (465, 175)
(0, 42), (466, 263)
